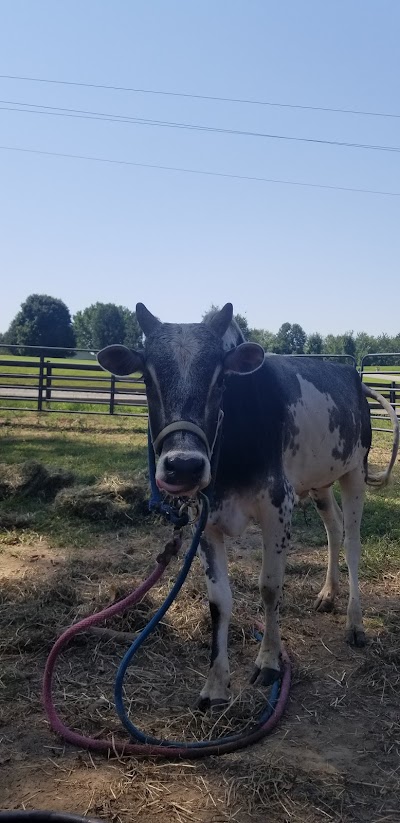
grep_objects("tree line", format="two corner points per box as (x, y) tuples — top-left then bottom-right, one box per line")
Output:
(0, 294), (399, 365)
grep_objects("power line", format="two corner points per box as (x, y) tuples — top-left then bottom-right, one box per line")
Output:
(0, 72), (399, 121)
(1, 144), (399, 197)
(1, 99), (400, 155)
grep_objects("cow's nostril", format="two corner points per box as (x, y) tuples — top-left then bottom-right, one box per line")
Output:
(165, 455), (205, 480)
(164, 456), (175, 473)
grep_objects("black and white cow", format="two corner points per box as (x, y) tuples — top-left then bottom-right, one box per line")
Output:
(98, 304), (399, 709)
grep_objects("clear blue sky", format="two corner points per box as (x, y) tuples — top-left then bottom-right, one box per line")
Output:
(1, 2), (399, 337)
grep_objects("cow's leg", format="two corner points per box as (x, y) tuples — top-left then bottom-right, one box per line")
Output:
(251, 484), (294, 686)
(197, 526), (232, 710)
(309, 487), (343, 612)
(339, 466), (366, 647)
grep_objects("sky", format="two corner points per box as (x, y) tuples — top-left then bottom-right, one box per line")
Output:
(1, 1), (399, 338)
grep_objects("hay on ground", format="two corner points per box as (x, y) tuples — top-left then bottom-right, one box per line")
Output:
(0, 511), (34, 528)
(0, 460), (74, 501)
(54, 472), (150, 523)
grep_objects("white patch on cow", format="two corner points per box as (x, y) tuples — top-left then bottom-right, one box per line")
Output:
(169, 327), (200, 377)
(221, 318), (245, 352)
(209, 493), (254, 537)
(283, 375), (365, 494)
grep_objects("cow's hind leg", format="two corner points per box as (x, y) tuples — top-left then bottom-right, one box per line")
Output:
(339, 466), (366, 647)
(251, 484), (294, 686)
(197, 526), (232, 710)
(309, 487), (343, 613)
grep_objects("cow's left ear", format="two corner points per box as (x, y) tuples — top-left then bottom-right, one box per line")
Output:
(97, 345), (144, 377)
(223, 342), (265, 375)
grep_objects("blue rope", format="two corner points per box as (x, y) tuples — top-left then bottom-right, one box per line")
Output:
(114, 492), (280, 749)
(147, 427), (190, 528)
(113, 426), (282, 749)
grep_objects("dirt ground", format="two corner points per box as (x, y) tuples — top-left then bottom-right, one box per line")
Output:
(0, 515), (399, 823)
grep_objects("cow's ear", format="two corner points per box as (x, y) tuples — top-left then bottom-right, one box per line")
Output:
(136, 303), (161, 337)
(97, 345), (144, 377)
(224, 342), (265, 375)
(205, 303), (233, 338)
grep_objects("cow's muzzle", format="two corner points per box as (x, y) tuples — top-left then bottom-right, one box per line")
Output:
(152, 413), (223, 497)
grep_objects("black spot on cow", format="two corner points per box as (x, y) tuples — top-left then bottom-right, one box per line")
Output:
(209, 602), (220, 665)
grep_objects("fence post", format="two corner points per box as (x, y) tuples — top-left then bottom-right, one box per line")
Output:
(45, 363), (52, 401)
(390, 381), (396, 412)
(37, 355), (44, 412)
(110, 374), (115, 415)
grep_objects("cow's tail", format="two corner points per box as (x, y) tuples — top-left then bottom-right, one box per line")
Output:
(362, 383), (399, 487)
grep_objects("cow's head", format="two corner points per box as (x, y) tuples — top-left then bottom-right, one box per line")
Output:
(98, 304), (264, 496)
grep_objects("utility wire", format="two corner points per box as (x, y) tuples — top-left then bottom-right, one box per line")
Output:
(0, 73), (399, 120)
(1, 144), (399, 197)
(1, 99), (400, 154)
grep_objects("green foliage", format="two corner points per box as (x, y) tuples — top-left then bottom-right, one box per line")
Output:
(73, 302), (142, 351)
(233, 312), (250, 338)
(4, 294), (75, 356)
(2, 294), (400, 366)
(305, 332), (323, 354)
(248, 327), (277, 351)
(273, 322), (307, 354)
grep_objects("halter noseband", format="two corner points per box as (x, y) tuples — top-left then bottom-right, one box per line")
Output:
(151, 410), (224, 460)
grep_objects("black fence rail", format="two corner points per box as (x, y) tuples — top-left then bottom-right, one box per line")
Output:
(0, 344), (147, 416)
(0, 345), (399, 433)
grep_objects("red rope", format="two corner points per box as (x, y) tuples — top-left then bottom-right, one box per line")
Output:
(43, 563), (291, 758)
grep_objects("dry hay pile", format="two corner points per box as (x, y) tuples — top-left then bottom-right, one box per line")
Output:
(0, 460), (74, 501)
(0, 460), (75, 529)
(54, 472), (151, 523)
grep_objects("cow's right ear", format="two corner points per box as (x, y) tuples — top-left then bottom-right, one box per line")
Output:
(97, 345), (144, 377)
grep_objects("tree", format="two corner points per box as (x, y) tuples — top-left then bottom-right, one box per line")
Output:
(121, 307), (142, 349)
(290, 323), (307, 354)
(273, 322), (307, 354)
(355, 332), (377, 365)
(73, 303), (142, 351)
(233, 312), (250, 339)
(4, 294), (75, 355)
(305, 332), (323, 354)
(248, 327), (276, 351)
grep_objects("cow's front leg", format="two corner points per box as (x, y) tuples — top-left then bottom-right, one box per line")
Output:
(251, 483), (294, 686)
(197, 526), (232, 711)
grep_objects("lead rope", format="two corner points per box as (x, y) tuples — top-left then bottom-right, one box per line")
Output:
(43, 418), (291, 757)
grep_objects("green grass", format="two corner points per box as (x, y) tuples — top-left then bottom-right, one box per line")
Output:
(0, 413), (398, 576)
(0, 412), (148, 547)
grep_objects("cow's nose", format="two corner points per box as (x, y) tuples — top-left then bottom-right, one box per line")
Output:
(165, 454), (205, 481)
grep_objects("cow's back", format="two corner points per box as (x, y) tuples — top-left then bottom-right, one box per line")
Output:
(215, 355), (371, 499)
(265, 356), (372, 493)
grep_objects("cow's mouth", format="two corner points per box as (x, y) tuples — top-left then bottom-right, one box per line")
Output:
(156, 478), (199, 497)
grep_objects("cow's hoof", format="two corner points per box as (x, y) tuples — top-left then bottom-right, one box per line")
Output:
(196, 695), (231, 714)
(314, 594), (335, 613)
(250, 665), (280, 687)
(345, 628), (367, 647)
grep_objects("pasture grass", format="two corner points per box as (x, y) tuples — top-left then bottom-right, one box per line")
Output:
(0, 411), (398, 580)
(0, 412), (148, 547)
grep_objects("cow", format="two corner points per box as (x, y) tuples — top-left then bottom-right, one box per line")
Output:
(98, 303), (399, 710)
